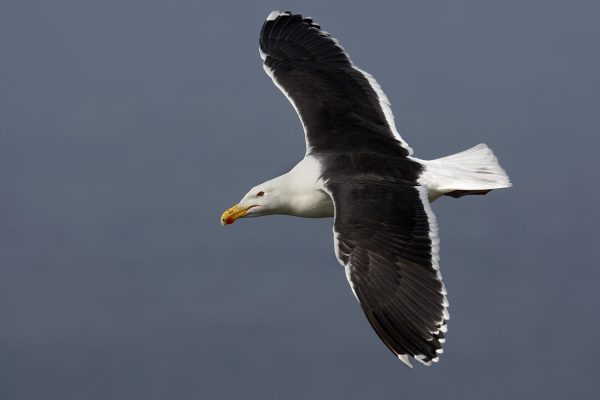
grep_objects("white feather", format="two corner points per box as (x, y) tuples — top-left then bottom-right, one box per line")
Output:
(416, 143), (512, 201)
(266, 10), (282, 21)
(398, 354), (413, 368)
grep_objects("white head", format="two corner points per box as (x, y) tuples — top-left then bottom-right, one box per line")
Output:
(220, 177), (288, 226)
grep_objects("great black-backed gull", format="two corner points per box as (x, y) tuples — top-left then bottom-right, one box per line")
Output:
(221, 11), (511, 367)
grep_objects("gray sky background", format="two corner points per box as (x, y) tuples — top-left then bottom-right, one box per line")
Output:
(1, 1), (599, 399)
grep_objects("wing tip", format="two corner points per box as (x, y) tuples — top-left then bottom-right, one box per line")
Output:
(398, 354), (413, 368)
(266, 10), (299, 21)
(264, 11), (321, 30)
(399, 353), (442, 368)
(266, 10), (284, 21)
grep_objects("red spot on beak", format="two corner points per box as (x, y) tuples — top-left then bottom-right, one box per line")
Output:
(225, 217), (235, 225)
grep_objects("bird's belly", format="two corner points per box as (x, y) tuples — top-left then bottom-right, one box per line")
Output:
(289, 189), (335, 218)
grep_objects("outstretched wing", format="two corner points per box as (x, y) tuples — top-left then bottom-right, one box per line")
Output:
(259, 11), (412, 155)
(325, 178), (448, 367)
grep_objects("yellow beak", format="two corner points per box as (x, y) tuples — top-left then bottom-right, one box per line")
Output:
(220, 204), (254, 226)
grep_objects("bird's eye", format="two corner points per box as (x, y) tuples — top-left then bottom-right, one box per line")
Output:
(256, 191), (265, 197)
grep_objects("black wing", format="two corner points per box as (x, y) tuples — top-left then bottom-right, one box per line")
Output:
(259, 11), (412, 155)
(325, 177), (448, 367)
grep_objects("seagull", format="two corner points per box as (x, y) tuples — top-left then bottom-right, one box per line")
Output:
(221, 11), (511, 367)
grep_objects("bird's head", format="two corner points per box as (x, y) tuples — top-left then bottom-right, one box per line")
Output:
(221, 180), (285, 226)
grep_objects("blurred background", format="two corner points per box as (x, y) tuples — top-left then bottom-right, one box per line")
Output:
(1, 1), (599, 399)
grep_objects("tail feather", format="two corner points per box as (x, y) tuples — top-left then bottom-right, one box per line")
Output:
(418, 144), (512, 201)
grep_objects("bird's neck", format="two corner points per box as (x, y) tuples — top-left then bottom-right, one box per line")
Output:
(276, 156), (334, 218)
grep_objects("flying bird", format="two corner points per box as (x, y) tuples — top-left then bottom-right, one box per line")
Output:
(221, 11), (511, 367)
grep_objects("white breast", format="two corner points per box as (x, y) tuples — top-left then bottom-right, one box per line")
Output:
(284, 155), (334, 218)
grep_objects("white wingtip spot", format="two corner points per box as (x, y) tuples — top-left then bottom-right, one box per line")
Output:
(398, 354), (413, 368)
(415, 354), (432, 366)
(267, 10), (282, 21)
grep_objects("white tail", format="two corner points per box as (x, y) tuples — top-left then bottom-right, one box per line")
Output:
(418, 144), (512, 201)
